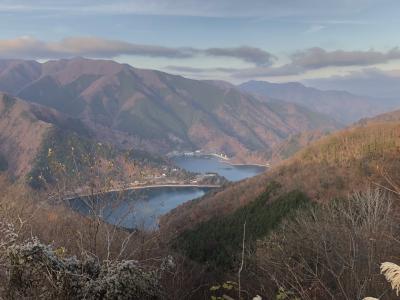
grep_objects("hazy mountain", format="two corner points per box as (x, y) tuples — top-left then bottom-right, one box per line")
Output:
(0, 58), (339, 163)
(357, 108), (400, 125)
(239, 80), (400, 124)
(0, 60), (42, 94)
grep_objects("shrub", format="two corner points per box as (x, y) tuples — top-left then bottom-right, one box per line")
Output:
(175, 182), (311, 269)
(4, 237), (163, 299)
(256, 189), (400, 299)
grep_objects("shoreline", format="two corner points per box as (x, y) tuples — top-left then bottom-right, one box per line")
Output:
(61, 183), (220, 201)
(172, 154), (269, 168)
(223, 161), (269, 168)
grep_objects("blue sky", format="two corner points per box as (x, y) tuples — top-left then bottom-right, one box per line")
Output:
(0, 0), (400, 96)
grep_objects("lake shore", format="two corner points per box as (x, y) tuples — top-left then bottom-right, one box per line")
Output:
(171, 153), (269, 168)
(223, 161), (269, 168)
(61, 183), (220, 201)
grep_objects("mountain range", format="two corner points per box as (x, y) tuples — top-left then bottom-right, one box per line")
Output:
(2, 58), (400, 299)
(239, 80), (400, 124)
(1, 57), (398, 188)
(0, 58), (340, 164)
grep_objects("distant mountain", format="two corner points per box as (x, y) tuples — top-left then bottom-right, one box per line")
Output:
(239, 80), (400, 124)
(0, 58), (339, 163)
(357, 108), (400, 125)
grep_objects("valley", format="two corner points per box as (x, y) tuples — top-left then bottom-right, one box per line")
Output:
(1, 57), (400, 299)
(67, 154), (265, 230)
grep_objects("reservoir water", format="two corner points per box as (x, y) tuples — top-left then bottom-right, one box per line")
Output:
(172, 156), (266, 182)
(70, 186), (210, 230)
(70, 156), (266, 230)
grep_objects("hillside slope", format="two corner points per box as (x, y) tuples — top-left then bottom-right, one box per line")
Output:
(161, 110), (400, 234)
(0, 94), (52, 177)
(357, 108), (400, 125)
(239, 80), (400, 124)
(0, 58), (339, 163)
(0, 94), (194, 191)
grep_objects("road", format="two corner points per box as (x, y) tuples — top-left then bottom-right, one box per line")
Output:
(54, 183), (221, 201)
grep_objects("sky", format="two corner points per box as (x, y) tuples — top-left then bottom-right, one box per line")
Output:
(0, 0), (400, 97)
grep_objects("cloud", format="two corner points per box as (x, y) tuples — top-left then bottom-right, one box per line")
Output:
(291, 47), (400, 69)
(0, 36), (274, 65)
(165, 66), (208, 73)
(304, 25), (325, 34)
(231, 64), (303, 78)
(166, 63), (304, 79)
(204, 47), (276, 66)
(2, 36), (400, 84)
(165, 65), (239, 74)
(53, 37), (194, 58)
(231, 48), (400, 79)
(0, 36), (191, 59)
(167, 46), (400, 80)
(305, 68), (400, 98)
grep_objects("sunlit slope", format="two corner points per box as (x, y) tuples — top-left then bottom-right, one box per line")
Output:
(161, 113), (400, 234)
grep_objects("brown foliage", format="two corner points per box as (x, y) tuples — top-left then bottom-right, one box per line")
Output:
(162, 122), (400, 235)
(255, 189), (400, 299)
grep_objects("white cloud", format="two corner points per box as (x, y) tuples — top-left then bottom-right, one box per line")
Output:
(304, 25), (326, 34)
(305, 68), (400, 98)
(0, 36), (274, 66)
(291, 47), (400, 69)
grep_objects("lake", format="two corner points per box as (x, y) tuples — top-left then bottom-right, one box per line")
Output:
(70, 156), (266, 230)
(69, 186), (210, 230)
(172, 156), (266, 182)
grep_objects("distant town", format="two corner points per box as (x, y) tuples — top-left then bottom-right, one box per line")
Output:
(167, 149), (230, 160)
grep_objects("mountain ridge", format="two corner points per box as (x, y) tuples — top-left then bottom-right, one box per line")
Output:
(0, 93), (200, 190)
(239, 80), (400, 124)
(0, 58), (340, 163)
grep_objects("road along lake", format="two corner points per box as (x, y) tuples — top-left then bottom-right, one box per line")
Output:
(70, 156), (266, 230)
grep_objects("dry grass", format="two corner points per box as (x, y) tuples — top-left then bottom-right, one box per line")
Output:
(255, 188), (400, 299)
(381, 262), (400, 296)
(162, 122), (400, 236)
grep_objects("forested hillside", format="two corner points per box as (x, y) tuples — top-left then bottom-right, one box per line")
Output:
(0, 58), (339, 163)
(162, 118), (400, 234)
(158, 111), (400, 298)
(0, 93), (193, 192)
